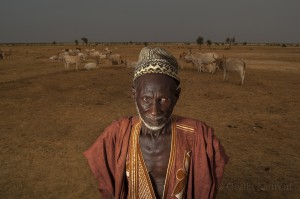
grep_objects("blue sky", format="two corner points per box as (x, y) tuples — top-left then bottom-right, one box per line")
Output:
(0, 0), (299, 43)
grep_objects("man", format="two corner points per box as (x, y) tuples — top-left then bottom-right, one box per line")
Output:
(84, 47), (228, 199)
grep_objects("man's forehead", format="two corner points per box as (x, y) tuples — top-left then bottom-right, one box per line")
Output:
(136, 73), (176, 85)
(135, 74), (178, 93)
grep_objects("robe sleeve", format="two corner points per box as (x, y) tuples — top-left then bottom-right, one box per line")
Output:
(205, 125), (229, 198)
(83, 120), (120, 199)
(188, 121), (229, 199)
(212, 130), (229, 187)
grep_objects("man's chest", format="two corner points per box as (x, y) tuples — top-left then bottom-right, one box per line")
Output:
(139, 135), (172, 177)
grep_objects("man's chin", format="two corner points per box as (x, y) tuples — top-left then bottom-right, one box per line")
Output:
(142, 121), (166, 131)
(139, 117), (167, 131)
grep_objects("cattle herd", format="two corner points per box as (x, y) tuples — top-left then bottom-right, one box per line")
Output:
(179, 50), (246, 85)
(48, 47), (127, 70)
(0, 47), (246, 85)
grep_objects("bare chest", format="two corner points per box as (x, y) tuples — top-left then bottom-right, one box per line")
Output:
(139, 134), (172, 196)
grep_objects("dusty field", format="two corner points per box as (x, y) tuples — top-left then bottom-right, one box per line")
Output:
(0, 44), (299, 199)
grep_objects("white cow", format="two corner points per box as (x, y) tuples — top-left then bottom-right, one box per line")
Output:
(107, 53), (123, 65)
(184, 51), (219, 73)
(84, 62), (98, 70)
(63, 54), (84, 70)
(98, 53), (107, 63)
(216, 57), (246, 85)
(104, 47), (112, 54)
(89, 51), (100, 58)
(57, 51), (69, 60)
(84, 58), (100, 70)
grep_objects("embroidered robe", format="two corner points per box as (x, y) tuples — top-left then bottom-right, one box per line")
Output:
(84, 115), (228, 199)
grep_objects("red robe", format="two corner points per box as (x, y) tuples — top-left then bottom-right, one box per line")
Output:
(84, 115), (228, 199)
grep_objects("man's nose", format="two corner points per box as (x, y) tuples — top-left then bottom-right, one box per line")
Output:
(150, 100), (160, 116)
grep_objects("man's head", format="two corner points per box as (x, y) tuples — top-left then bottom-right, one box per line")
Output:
(132, 47), (181, 130)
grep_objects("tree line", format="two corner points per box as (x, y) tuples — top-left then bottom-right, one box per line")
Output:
(196, 36), (237, 49)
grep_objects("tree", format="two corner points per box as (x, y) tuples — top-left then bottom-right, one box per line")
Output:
(206, 39), (212, 48)
(144, 42), (148, 46)
(226, 37), (235, 49)
(81, 37), (88, 46)
(75, 40), (79, 46)
(53, 41), (56, 46)
(231, 36), (235, 45)
(196, 36), (204, 49)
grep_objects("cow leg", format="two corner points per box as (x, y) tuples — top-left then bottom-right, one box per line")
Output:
(240, 70), (245, 85)
(223, 70), (227, 81)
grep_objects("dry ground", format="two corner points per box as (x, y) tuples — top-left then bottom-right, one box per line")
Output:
(0, 44), (299, 199)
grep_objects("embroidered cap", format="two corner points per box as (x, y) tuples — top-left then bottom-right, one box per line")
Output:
(133, 47), (180, 82)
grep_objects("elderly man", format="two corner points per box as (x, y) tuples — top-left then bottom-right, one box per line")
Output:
(84, 47), (228, 199)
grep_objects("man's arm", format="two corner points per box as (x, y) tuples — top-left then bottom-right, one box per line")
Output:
(212, 134), (229, 186)
(84, 122), (118, 199)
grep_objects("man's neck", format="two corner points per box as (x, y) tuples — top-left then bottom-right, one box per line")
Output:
(140, 121), (172, 140)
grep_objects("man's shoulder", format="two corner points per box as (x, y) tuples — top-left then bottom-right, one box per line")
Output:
(100, 116), (139, 137)
(108, 115), (139, 127)
(176, 116), (211, 129)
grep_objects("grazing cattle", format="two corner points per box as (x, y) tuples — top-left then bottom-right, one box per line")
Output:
(98, 53), (107, 63)
(202, 62), (219, 74)
(63, 55), (84, 70)
(57, 51), (69, 60)
(104, 47), (112, 54)
(84, 62), (98, 70)
(184, 51), (219, 74)
(216, 57), (246, 85)
(88, 51), (100, 58)
(179, 51), (188, 61)
(89, 51), (107, 63)
(49, 55), (58, 61)
(1, 49), (12, 59)
(177, 51), (190, 69)
(84, 57), (101, 70)
(77, 52), (87, 60)
(107, 53), (123, 65)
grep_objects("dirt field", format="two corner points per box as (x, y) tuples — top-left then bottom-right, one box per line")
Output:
(0, 44), (299, 199)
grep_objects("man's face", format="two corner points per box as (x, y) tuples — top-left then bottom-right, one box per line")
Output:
(133, 74), (180, 130)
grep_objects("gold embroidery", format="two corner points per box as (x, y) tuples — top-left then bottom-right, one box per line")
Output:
(162, 117), (177, 198)
(176, 124), (194, 133)
(137, 149), (156, 198)
(172, 151), (191, 199)
(127, 117), (177, 199)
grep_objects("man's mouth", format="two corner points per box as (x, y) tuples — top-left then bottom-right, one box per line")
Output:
(144, 115), (164, 125)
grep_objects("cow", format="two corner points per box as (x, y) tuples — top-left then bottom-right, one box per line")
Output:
(63, 54), (84, 70)
(1, 49), (12, 59)
(184, 51), (219, 74)
(107, 53), (123, 65)
(216, 56), (246, 85)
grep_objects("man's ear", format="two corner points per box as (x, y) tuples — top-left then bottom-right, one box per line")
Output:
(175, 87), (181, 99)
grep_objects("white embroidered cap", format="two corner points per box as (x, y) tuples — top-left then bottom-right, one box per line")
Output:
(133, 47), (180, 82)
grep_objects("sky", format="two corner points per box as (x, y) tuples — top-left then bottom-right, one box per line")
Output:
(1, 0), (299, 44)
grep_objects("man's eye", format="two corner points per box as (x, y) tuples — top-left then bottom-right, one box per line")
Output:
(142, 97), (150, 102)
(160, 98), (168, 103)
